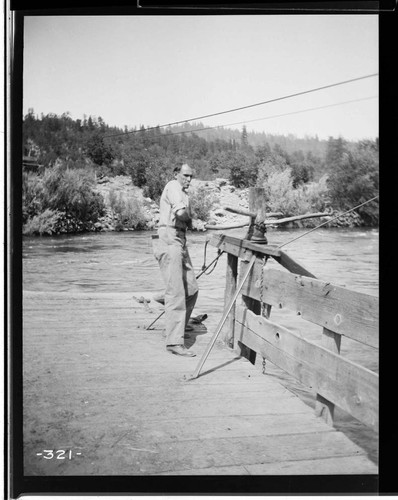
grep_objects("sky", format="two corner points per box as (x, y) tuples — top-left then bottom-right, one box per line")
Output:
(23, 15), (378, 141)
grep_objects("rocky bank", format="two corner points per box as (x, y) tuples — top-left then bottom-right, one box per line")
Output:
(94, 175), (361, 232)
(94, 175), (252, 232)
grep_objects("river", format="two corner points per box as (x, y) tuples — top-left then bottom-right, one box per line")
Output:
(23, 226), (379, 464)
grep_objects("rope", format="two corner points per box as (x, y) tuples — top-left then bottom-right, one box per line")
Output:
(277, 195), (379, 250)
(201, 238), (222, 276)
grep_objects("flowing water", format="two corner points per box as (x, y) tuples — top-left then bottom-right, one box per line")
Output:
(23, 227), (379, 464)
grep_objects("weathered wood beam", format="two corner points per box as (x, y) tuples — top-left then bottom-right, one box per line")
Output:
(209, 233), (315, 277)
(264, 212), (329, 225)
(205, 222), (249, 230)
(274, 250), (316, 278)
(209, 233), (281, 259)
(315, 327), (342, 425)
(235, 306), (378, 432)
(206, 210), (329, 230)
(222, 253), (238, 347)
(240, 267), (379, 348)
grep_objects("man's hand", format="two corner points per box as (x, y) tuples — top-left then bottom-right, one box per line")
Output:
(175, 208), (191, 222)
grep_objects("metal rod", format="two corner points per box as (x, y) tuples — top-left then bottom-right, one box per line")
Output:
(145, 252), (224, 331)
(191, 253), (257, 379)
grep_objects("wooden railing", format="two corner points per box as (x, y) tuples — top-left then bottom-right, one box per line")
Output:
(210, 233), (379, 432)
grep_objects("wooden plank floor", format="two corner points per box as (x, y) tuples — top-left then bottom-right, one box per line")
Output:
(23, 290), (377, 476)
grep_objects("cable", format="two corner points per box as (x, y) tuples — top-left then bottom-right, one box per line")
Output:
(103, 73), (378, 139)
(121, 95), (377, 140)
(277, 195), (379, 250)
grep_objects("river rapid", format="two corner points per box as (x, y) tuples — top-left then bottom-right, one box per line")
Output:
(23, 227), (379, 464)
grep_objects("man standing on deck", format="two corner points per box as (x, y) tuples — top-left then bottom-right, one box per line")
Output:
(153, 163), (198, 357)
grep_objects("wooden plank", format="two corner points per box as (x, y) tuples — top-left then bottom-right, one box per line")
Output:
(209, 233), (316, 277)
(155, 455), (377, 475)
(209, 233), (281, 259)
(222, 253), (238, 346)
(315, 327), (342, 425)
(39, 431), (369, 476)
(25, 387), (311, 421)
(244, 456), (377, 475)
(65, 413), (335, 442)
(275, 250), (317, 278)
(239, 258), (270, 364)
(240, 267), (379, 348)
(235, 306), (378, 431)
(24, 425), (372, 476)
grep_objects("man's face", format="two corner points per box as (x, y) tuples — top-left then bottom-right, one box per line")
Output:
(176, 165), (193, 191)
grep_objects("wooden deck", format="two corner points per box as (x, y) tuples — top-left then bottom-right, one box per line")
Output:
(23, 289), (377, 477)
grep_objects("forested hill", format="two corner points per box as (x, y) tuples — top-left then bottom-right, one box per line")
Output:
(158, 121), (329, 158)
(23, 110), (331, 179)
(22, 110), (379, 235)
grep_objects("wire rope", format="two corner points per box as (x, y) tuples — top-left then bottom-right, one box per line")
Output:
(277, 195), (379, 250)
(119, 95), (377, 140)
(103, 73), (378, 139)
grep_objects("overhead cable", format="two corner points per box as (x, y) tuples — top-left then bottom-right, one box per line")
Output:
(144, 95), (378, 139)
(103, 73), (378, 139)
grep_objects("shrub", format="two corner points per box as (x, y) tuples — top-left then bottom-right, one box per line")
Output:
(299, 174), (330, 212)
(262, 169), (329, 216)
(108, 187), (149, 230)
(190, 185), (216, 221)
(23, 209), (62, 236)
(257, 152), (289, 187)
(23, 163), (106, 234)
(22, 172), (44, 223)
(41, 164), (106, 227)
(143, 165), (170, 201)
(263, 168), (300, 215)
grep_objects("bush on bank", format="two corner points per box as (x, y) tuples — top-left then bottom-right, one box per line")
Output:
(190, 185), (217, 222)
(107, 186), (150, 231)
(262, 169), (330, 216)
(23, 164), (106, 235)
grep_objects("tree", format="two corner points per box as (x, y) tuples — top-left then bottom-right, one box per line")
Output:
(241, 125), (249, 149)
(327, 140), (379, 224)
(325, 136), (346, 168)
(289, 150), (314, 187)
(228, 150), (258, 188)
(86, 133), (115, 166)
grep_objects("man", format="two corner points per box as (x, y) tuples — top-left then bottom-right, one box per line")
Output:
(153, 163), (198, 357)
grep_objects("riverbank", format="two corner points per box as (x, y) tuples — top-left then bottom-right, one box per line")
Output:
(93, 175), (363, 233)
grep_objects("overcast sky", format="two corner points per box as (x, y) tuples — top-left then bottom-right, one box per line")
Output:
(23, 15), (378, 141)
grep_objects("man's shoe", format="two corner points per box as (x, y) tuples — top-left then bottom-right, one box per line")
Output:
(166, 345), (196, 357)
(185, 324), (194, 332)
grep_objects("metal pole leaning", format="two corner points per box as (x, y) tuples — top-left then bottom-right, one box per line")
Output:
(145, 251), (224, 331)
(191, 253), (257, 379)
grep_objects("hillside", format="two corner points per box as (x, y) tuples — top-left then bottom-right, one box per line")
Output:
(22, 112), (379, 235)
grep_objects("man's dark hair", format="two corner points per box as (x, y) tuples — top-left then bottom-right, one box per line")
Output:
(173, 161), (185, 174)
